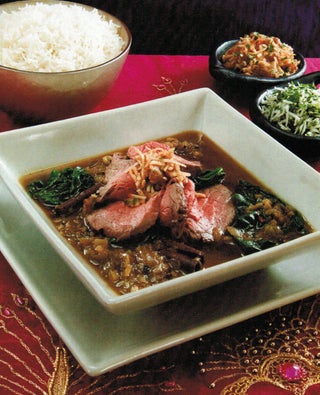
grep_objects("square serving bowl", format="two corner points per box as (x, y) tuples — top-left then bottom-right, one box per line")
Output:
(1, 88), (320, 314)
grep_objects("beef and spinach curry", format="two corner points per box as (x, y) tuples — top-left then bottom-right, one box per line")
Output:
(22, 131), (312, 294)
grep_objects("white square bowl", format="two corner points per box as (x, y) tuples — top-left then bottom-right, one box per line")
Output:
(1, 88), (320, 314)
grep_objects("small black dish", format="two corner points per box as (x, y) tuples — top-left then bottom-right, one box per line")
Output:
(249, 72), (320, 160)
(209, 39), (306, 92)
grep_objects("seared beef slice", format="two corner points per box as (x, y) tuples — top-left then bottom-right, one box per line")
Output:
(184, 182), (235, 242)
(96, 153), (136, 202)
(86, 192), (163, 240)
(160, 179), (235, 242)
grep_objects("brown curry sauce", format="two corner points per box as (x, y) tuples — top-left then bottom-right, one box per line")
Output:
(21, 131), (312, 295)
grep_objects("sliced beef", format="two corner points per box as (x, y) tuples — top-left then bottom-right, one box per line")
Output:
(96, 153), (136, 202)
(204, 185), (236, 236)
(102, 153), (133, 183)
(97, 142), (202, 205)
(86, 191), (163, 240)
(159, 182), (187, 229)
(183, 183), (235, 242)
(174, 155), (202, 177)
(86, 143), (234, 243)
(162, 179), (235, 243)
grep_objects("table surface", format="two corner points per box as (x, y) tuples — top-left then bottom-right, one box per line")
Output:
(1, 55), (320, 395)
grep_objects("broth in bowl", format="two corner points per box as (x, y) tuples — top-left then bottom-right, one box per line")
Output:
(21, 131), (313, 295)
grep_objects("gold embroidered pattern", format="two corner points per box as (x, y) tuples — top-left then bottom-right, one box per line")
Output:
(196, 295), (320, 394)
(153, 76), (188, 95)
(0, 293), (182, 394)
(1, 291), (320, 394)
(0, 293), (69, 395)
(48, 347), (69, 395)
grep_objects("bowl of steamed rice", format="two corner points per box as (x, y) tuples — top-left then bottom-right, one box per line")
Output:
(0, 0), (131, 122)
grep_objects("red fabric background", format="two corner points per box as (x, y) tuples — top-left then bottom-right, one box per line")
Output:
(1, 55), (320, 394)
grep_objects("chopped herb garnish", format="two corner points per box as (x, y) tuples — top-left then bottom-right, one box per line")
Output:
(267, 43), (274, 52)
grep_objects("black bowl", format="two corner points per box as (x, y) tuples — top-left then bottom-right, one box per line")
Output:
(209, 39), (306, 92)
(249, 72), (320, 160)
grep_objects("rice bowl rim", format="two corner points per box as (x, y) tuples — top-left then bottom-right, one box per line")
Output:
(0, 0), (132, 75)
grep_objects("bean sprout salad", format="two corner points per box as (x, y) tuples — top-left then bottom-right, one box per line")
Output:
(259, 82), (320, 137)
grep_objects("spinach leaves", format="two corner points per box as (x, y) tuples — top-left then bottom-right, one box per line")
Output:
(28, 167), (95, 207)
(191, 167), (226, 190)
(228, 180), (310, 254)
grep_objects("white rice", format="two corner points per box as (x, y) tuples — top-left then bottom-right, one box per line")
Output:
(0, 3), (125, 72)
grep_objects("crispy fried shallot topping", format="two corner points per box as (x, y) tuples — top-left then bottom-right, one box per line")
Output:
(126, 146), (191, 205)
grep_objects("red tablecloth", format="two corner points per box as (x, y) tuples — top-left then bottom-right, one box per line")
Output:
(1, 55), (320, 394)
